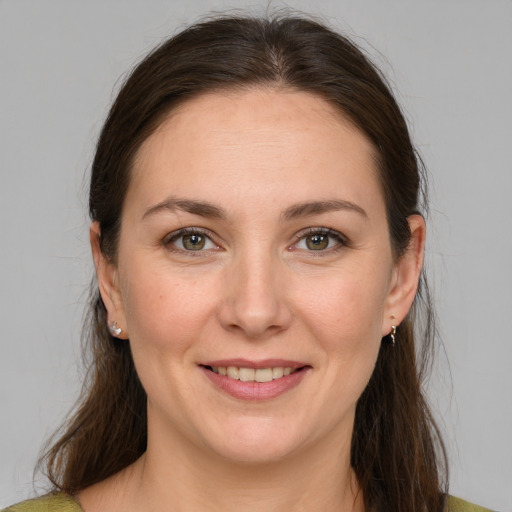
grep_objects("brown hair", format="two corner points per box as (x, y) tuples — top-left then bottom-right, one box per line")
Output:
(41, 14), (447, 512)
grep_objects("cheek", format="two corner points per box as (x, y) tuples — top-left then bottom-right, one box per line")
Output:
(294, 267), (389, 346)
(120, 263), (217, 354)
(294, 265), (389, 391)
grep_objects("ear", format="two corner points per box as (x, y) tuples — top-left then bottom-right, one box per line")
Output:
(382, 214), (426, 336)
(90, 222), (128, 339)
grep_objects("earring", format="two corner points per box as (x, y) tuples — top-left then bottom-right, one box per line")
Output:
(109, 321), (122, 337)
(390, 325), (397, 346)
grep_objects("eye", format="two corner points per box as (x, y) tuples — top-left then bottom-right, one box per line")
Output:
(294, 228), (346, 252)
(165, 228), (218, 252)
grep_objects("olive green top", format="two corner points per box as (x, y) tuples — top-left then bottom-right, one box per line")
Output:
(2, 493), (496, 511)
(2, 494), (82, 512)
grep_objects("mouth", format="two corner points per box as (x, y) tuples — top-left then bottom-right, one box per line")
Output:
(200, 365), (305, 382)
(199, 361), (311, 401)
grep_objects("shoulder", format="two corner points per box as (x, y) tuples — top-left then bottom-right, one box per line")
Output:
(1, 493), (82, 512)
(446, 495), (496, 512)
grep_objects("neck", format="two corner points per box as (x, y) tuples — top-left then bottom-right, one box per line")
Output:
(79, 421), (364, 512)
(136, 428), (360, 512)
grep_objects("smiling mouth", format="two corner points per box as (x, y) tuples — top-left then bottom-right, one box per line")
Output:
(201, 365), (306, 383)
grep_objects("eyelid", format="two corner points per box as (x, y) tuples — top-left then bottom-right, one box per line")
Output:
(291, 227), (349, 252)
(163, 227), (221, 254)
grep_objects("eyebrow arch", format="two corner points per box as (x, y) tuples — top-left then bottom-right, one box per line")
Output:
(142, 197), (226, 221)
(282, 199), (367, 220)
(141, 196), (367, 222)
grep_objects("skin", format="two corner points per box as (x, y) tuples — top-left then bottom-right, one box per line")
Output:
(84, 88), (425, 512)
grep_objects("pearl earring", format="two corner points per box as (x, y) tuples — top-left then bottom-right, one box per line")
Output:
(109, 321), (122, 337)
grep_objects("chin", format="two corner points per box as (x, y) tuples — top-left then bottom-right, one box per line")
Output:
(202, 418), (307, 464)
(213, 439), (299, 465)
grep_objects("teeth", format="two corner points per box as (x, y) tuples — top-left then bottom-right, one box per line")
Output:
(239, 368), (255, 381)
(255, 368), (273, 383)
(227, 366), (239, 379)
(211, 366), (298, 382)
(272, 367), (284, 379)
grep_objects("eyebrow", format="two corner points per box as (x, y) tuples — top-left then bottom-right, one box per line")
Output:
(142, 197), (226, 220)
(282, 199), (367, 220)
(141, 197), (367, 221)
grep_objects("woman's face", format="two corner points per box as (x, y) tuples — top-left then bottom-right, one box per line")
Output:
(95, 89), (423, 464)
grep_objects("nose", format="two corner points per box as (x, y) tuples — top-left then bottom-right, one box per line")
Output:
(217, 251), (292, 339)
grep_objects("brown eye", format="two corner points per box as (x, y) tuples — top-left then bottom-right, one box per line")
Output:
(294, 229), (346, 253)
(167, 229), (217, 252)
(306, 233), (329, 250)
(182, 233), (206, 250)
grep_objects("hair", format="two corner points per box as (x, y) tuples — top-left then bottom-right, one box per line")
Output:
(40, 13), (448, 512)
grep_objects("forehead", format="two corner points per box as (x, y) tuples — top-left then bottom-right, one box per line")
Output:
(129, 88), (383, 217)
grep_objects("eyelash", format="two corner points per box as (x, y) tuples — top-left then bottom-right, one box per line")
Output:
(292, 227), (349, 254)
(163, 227), (349, 255)
(163, 227), (219, 256)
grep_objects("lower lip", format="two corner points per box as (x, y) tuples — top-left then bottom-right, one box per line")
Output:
(200, 367), (310, 401)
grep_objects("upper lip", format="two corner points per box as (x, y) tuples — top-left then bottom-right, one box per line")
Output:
(199, 358), (308, 369)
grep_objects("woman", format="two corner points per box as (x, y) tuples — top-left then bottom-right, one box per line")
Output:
(3, 13), (494, 512)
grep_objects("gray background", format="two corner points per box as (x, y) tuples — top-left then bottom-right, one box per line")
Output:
(1, 0), (511, 510)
